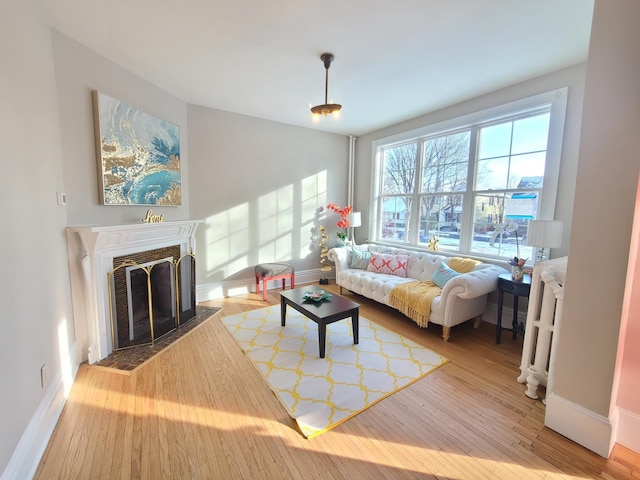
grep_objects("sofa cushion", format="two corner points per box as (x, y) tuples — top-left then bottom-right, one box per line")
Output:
(349, 247), (371, 269)
(431, 262), (461, 288)
(367, 252), (409, 277)
(448, 256), (482, 273)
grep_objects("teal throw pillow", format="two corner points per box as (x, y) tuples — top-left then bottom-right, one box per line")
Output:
(431, 262), (461, 288)
(349, 247), (371, 269)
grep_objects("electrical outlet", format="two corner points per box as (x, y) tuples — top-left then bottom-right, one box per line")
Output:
(41, 364), (48, 388)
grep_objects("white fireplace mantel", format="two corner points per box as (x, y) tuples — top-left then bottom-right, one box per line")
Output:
(66, 220), (202, 364)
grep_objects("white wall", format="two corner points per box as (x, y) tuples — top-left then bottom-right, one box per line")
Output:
(187, 105), (349, 298)
(51, 31), (190, 226)
(546, 0), (640, 457)
(0, 0), (74, 476)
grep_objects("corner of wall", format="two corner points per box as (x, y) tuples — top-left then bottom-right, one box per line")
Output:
(545, 392), (614, 458)
(613, 406), (640, 454)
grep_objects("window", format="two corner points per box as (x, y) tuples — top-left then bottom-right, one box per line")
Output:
(372, 88), (567, 263)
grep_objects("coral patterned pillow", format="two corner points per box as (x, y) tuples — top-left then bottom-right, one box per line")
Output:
(367, 252), (409, 277)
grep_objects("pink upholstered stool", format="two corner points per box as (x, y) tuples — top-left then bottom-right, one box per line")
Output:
(254, 263), (295, 301)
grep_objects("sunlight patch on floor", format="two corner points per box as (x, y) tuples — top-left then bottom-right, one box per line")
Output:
(297, 432), (591, 480)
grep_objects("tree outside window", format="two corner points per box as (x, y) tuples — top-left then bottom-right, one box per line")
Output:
(375, 107), (555, 263)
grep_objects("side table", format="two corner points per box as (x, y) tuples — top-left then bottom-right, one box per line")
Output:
(496, 272), (531, 344)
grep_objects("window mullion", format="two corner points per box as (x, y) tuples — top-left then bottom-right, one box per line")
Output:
(408, 140), (424, 244)
(373, 147), (384, 241)
(459, 126), (478, 251)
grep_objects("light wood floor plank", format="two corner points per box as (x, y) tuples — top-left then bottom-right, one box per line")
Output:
(34, 282), (640, 479)
(62, 360), (109, 477)
(91, 370), (124, 479)
(117, 373), (135, 480)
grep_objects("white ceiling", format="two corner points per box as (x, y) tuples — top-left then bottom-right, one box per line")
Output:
(38, 0), (594, 136)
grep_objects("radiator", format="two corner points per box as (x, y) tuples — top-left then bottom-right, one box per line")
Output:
(517, 257), (568, 402)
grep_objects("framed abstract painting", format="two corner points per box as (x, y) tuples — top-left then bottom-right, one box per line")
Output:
(92, 91), (182, 206)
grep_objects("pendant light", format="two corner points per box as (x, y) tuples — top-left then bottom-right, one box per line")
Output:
(310, 53), (342, 120)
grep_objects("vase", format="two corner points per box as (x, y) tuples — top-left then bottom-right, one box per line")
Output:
(336, 237), (346, 247)
(511, 265), (525, 281)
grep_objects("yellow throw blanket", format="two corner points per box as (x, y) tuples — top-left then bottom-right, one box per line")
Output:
(389, 281), (441, 328)
(389, 257), (481, 327)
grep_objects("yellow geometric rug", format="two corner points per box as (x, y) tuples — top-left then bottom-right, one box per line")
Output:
(221, 305), (448, 438)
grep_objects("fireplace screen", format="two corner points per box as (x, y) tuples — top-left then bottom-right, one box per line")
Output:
(108, 248), (196, 351)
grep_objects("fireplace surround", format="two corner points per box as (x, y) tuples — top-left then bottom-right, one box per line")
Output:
(67, 221), (201, 364)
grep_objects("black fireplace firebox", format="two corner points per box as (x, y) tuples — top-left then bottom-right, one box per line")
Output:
(107, 246), (196, 350)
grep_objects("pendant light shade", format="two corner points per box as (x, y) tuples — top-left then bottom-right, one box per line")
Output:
(311, 53), (342, 119)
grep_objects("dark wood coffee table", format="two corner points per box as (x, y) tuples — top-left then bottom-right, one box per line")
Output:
(280, 286), (360, 358)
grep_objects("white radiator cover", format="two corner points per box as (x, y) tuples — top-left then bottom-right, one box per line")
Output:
(517, 257), (568, 400)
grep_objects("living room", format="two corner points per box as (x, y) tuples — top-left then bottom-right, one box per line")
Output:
(2, 1), (640, 478)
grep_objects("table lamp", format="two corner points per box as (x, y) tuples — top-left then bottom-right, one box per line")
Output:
(348, 211), (362, 243)
(526, 220), (563, 263)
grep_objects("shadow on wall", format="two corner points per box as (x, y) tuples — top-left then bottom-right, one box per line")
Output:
(201, 170), (331, 294)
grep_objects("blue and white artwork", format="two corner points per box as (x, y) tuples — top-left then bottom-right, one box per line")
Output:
(93, 92), (182, 206)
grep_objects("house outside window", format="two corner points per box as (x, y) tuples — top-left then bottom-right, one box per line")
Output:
(372, 88), (568, 263)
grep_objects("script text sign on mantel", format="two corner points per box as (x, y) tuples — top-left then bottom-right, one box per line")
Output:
(142, 209), (164, 223)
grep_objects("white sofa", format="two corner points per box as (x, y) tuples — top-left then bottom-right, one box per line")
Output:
(327, 244), (508, 341)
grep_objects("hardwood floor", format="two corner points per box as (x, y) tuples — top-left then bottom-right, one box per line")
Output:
(35, 282), (640, 479)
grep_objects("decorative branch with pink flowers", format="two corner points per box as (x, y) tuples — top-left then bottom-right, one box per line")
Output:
(327, 203), (353, 240)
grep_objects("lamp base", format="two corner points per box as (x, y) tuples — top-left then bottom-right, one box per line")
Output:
(319, 278), (329, 285)
(535, 247), (550, 263)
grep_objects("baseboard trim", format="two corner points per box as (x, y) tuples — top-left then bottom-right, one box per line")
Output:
(1, 345), (78, 480)
(196, 268), (333, 302)
(545, 392), (614, 458)
(614, 406), (640, 453)
(482, 301), (527, 327)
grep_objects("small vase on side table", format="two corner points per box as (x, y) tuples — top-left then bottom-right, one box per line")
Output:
(511, 265), (525, 281)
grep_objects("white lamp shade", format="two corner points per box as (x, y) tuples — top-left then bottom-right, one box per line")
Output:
(527, 220), (563, 248)
(348, 211), (362, 228)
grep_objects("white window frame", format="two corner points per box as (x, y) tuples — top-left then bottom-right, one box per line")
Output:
(370, 87), (568, 261)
